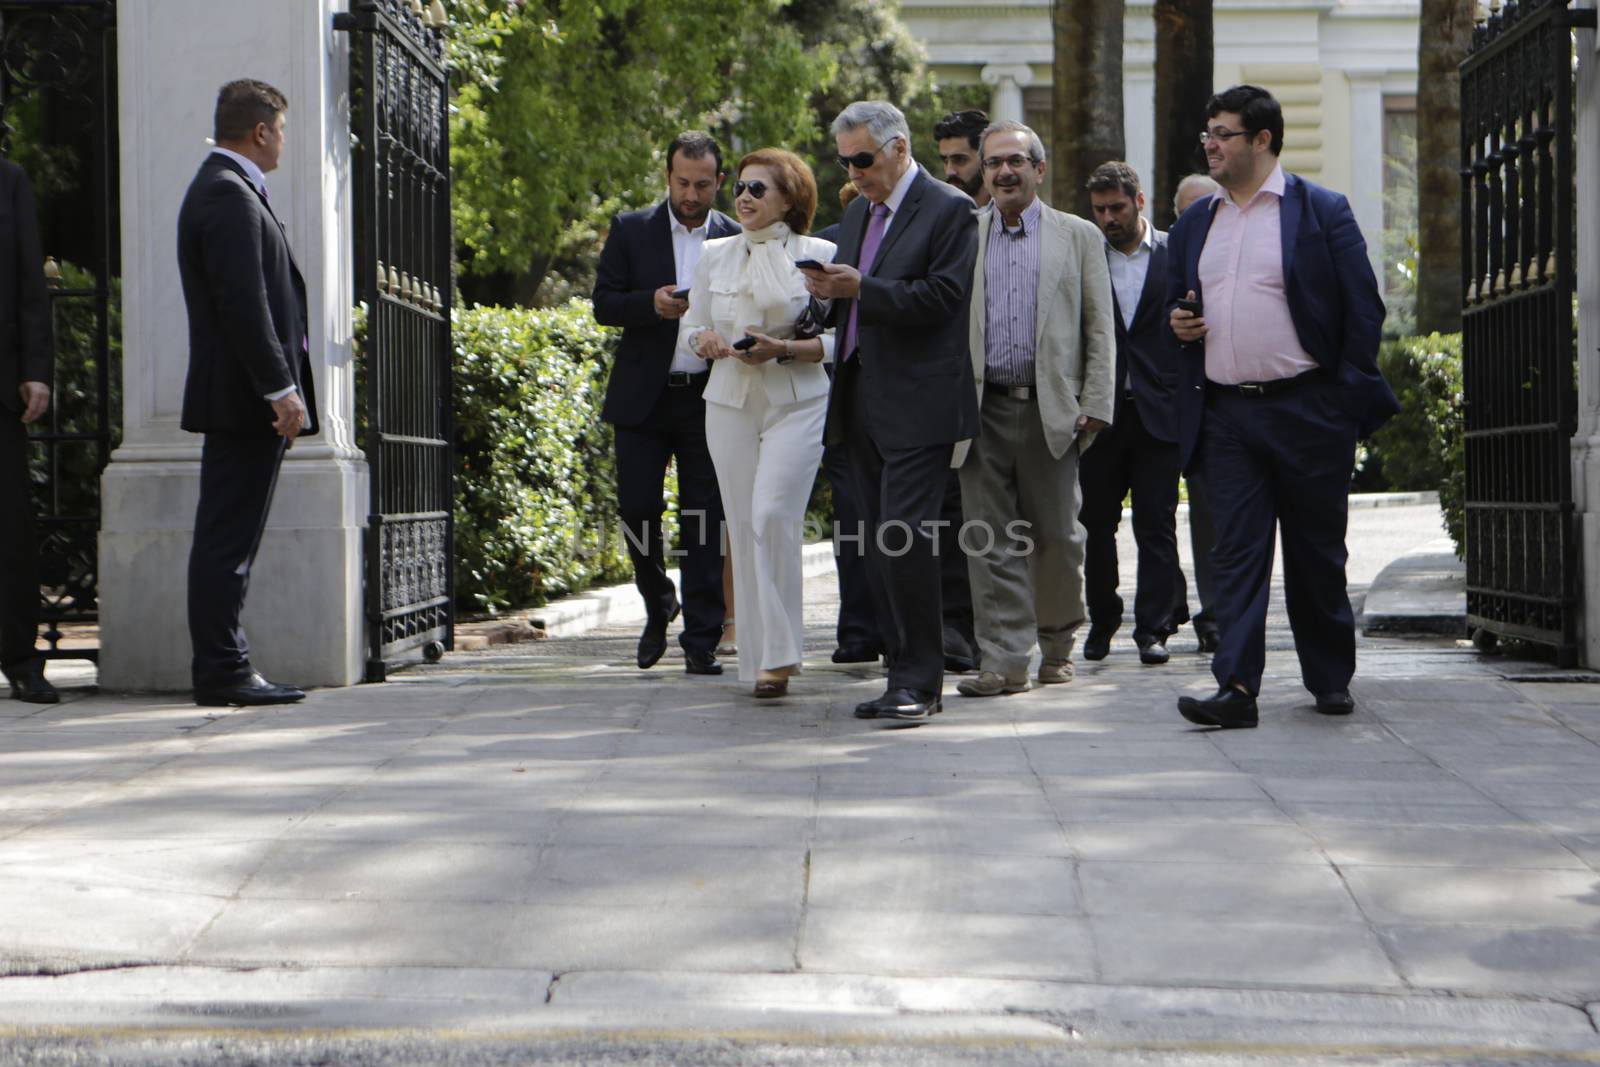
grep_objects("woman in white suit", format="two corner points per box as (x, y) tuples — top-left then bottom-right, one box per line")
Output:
(685, 149), (834, 698)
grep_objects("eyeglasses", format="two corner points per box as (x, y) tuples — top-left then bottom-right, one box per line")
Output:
(733, 179), (768, 199)
(1199, 127), (1252, 145)
(836, 137), (899, 171)
(982, 154), (1035, 172)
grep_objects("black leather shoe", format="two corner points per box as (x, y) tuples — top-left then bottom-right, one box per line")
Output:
(1195, 627), (1220, 654)
(1083, 623), (1116, 661)
(195, 672), (305, 707)
(7, 668), (59, 704)
(831, 645), (881, 664)
(1314, 690), (1355, 715)
(857, 686), (940, 722)
(683, 648), (723, 675)
(1177, 686), (1258, 729)
(636, 599), (682, 669)
(1137, 638), (1170, 666)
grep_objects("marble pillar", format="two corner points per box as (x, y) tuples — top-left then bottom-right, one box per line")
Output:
(981, 63), (1034, 125)
(99, 0), (366, 690)
(1573, 2), (1600, 668)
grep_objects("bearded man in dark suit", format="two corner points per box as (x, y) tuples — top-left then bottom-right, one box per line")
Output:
(178, 79), (318, 707)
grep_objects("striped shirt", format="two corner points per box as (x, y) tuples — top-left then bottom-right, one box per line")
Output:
(983, 197), (1042, 386)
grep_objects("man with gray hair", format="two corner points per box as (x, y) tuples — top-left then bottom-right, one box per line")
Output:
(800, 100), (979, 722)
(952, 121), (1115, 698)
(1174, 173), (1219, 218)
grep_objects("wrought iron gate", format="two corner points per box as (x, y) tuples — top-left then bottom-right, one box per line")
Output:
(1459, 0), (1591, 664)
(0, 0), (117, 663)
(336, 0), (454, 681)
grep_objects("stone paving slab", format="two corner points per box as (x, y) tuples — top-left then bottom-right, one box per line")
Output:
(5, 502), (1600, 1056)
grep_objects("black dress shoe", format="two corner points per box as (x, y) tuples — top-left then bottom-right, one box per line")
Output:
(1314, 690), (1355, 715)
(1082, 623), (1117, 661)
(1177, 686), (1258, 729)
(7, 668), (59, 704)
(636, 599), (682, 669)
(195, 672), (305, 707)
(1136, 638), (1170, 666)
(683, 648), (723, 675)
(856, 686), (940, 722)
(831, 645), (881, 664)
(1195, 627), (1220, 654)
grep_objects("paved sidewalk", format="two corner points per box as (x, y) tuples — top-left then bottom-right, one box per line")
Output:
(2, 502), (1598, 1063)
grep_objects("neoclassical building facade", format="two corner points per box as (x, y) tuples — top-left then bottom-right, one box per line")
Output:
(902, 0), (1421, 282)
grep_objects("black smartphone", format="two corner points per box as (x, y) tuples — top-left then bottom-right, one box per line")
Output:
(793, 259), (824, 271)
(1175, 297), (1203, 315)
(670, 287), (690, 300)
(732, 335), (758, 351)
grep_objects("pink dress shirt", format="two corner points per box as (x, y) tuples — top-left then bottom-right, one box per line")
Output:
(1196, 164), (1318, 385)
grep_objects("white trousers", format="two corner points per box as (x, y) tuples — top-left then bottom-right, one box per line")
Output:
(705, 389), (827, 682)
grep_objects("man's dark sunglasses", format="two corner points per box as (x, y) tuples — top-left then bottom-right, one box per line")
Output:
(835, 137), (898, 171)
(734, 179), (768, 199)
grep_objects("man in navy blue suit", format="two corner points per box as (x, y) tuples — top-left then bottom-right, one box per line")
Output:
(1165, 85), (1399, 729)
(593, 132), (738, 676)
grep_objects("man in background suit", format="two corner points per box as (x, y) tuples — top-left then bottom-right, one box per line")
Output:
(1173, 172), (1222, 653)
(953, 122), (1114, 699)
(593, 132), (737, 676)
(179, 79), (318, 706)
(802, 100), (978, 722)
(1079, 161), (1184, 666)
(0, 158), (57, 704)
(1167, 85), (1399, 729)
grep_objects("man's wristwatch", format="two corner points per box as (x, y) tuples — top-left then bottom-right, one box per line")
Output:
(776, 339), (796, 365)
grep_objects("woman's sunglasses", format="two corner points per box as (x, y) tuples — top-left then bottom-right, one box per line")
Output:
(733, 179), (768, 199)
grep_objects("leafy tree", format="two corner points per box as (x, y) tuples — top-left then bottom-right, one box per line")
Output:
(1416, 0), (1473, 333)
(1051, 0), (1126, 218)
(1151, 0), (1212, 229)
(447, 0), (820, 304)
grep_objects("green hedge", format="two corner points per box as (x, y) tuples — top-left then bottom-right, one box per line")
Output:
(1368, 332), (1464, 556)
(452, 299), (639, 612)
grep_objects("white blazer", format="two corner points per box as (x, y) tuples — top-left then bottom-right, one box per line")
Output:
(684, 231), (837, 410)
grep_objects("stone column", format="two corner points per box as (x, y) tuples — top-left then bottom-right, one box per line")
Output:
(1573, 1), (1600, 668)
(1346, 73), (1388, 296)
(981, 63), (1034, 125)
(99, 0), (367, 690)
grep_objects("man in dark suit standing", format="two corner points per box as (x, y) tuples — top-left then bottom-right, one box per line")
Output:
(1079, 161), (1185, 667)
(802, 100), (979, 722)
(593, 132), (736, 676)
(0, 158), (57, 704)
(1167, 85), (1399, 729)
(179, 79), (318, 707)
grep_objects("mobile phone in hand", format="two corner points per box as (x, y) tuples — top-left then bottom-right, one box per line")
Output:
(1175, 297), (1203, 315)
(793, 259), (824, 271)
(671, 287), (690, 300)
(732, 335), (758, 351)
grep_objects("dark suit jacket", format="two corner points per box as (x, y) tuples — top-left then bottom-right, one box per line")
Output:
(0, 160), (52, 415)
(825, 166), (979, 450)
(1111, 228), (1179, 443)
(178, 153), (318, 436)
(592, 200), (738, 427)
(1165, 171), (1399, 472)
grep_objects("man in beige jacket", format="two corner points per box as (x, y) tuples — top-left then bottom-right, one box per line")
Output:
(953, 121), (1116, 697)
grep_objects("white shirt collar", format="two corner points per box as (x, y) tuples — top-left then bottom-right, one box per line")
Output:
(211, 146), (268, 197)
(880, 161), (920, 217)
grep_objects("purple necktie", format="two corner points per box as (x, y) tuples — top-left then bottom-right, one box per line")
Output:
(840, 202), (889, 362)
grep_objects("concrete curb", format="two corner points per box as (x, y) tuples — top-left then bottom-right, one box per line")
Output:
(1361, 536), (1467, 636)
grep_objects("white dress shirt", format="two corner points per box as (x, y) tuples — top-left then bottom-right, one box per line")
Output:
(670, 211), (712, 374)
(1105, 217), (1154, 332)
(210, 146), (298, 404)
(876, 160), (922, 238)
